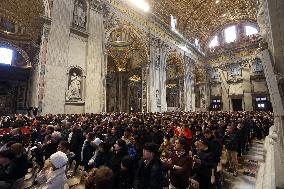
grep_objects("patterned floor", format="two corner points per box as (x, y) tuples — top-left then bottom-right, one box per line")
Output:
(223, 141), (264, 189)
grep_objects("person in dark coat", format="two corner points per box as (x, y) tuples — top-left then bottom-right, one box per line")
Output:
(42, 131), (61, 159)
(81, 132), (95, 171)
(94, 142), (114, 168)
(204, 128), (222, 165)
(0, 150), (15, 186)
(191, 126), (204, 156)
(224, 125), (238, 175)
(109, 139), (128, 174)
(163, 137), (192, 189)
(194, 139), (214, 189)
(115, 156), (135, 189)
(133, 143), (165, 189)
(9, 143), (32, 180)
(70, 126), (84, 168)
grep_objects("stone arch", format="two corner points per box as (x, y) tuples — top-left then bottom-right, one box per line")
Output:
(105, 24), (149, 112)
(165, 51), (185, 76)
(0, 41), (32, 67)
(67, 65), (86, 76)
(165, 51), (185, 110)
(105, 24), (149, 62)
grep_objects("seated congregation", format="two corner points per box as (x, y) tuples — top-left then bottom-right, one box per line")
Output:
(0, 111), (273, 189)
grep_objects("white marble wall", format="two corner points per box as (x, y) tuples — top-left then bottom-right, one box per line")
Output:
(42, 0), (74, 114)
(85, 9), (105, 113)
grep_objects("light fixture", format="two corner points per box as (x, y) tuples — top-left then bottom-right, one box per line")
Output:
(166, 84), (177, 89)
(129, 75), (141, 82)
(128, 0), (150, 12)
(215, 0), (220, 4)
(109, 30), (133, 48)
(221, 13), (227, 17)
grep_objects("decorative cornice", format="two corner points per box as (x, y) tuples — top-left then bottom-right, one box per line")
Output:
(101, 0), (203, 58)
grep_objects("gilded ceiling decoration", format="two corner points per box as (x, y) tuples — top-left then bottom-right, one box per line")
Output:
(0, 0), (44, 41)
(107, 27), (148, 72)
(166, 53), (184, 78)
(194, 65), (206, 84)
(150, 0), (258, 48)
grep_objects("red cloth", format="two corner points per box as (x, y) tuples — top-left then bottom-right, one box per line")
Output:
(0, 128), (12, 135)
(21, 127), (31, 134)
(173, 126), (181, 137)
(182, 128), (192, 146)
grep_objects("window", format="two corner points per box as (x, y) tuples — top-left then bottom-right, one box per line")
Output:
(209, 35), (218, 48)
(225, 25), (237, 43)
(171, 15), (177, 30)
(195, 38), (199, 47)
(245, 26), (258, 36)
(257, 104), (265, 108)
(0, 48), (13, 65)
(255, 96), (268, 110)
(212, 99), (221, 110)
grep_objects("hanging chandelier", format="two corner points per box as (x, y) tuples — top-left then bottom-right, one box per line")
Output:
(109, 29), (133, 49)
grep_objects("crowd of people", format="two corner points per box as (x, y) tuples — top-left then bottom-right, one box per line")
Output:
(0, 111), (273, 189)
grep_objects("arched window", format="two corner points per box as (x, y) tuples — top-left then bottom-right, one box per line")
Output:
(209, 35), (218, 48)
(0, 48), (13, 65)
(245, 25), (258, 36)
(225, 25), (237, 43)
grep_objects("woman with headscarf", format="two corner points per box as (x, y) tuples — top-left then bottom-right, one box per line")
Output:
(37, 151), (69, 189)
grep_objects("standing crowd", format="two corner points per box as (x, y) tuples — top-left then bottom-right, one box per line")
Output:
(0, 111), (273, 189)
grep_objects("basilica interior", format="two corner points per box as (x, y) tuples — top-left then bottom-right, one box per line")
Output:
(0, 0), (284, 188)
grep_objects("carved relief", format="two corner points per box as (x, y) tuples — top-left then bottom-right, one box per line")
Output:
(251, 57), (263, 74)
(228, 64), (241, 77)
(73, 0), (87, 30)
(210, 68), (220, 81)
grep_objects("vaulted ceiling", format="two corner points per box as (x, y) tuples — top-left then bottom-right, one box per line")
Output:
(150, 0), (259, 48)
(0, 0), (44, 41)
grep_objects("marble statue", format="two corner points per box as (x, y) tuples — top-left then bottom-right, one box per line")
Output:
(73, 0), (86, 29)
(67, 72), (81, 100)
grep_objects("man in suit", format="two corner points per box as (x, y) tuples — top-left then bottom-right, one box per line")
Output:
(81, 132), (95, 171)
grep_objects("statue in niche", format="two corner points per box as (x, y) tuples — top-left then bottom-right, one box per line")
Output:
(156, 89), (161, 105)
(73, 0), (86, 29)
(67, 72), (81, 101)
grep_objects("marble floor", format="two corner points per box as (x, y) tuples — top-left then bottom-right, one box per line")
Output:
(223, 141), (264, 189)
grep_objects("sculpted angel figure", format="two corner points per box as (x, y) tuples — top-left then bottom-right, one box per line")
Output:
(66, 72), (81, 100)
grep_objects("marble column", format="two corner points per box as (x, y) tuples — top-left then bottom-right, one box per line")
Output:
(184, 63), (193, 111)
(256, 0), (284, 187)
(42, 0), (74, 114)
(85, 8), (105, 113)
(160, 50), (167, 112)
(148, 41), (157, 112)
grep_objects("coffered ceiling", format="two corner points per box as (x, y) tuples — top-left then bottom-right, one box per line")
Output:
(150, 0), (259, 48)
(0, 0), (44, 41)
